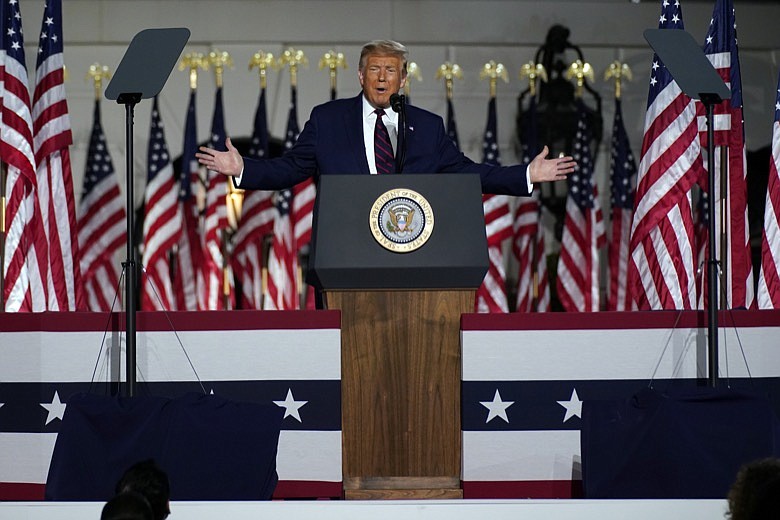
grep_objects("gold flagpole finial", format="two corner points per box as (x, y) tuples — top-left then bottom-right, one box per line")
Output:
(250, 51), (278, 90)
(86, 62), (111, 100)
(319, 50), (347, 93)
(404, 61), (422, 98)
(279, 48), (308, 89)
(604, 60), (633, 100)
(480, 60), (508, 98)
(519, 61), (548, 97)
(179, 52), (209, 90)
(208, 49), (234, 88)
(565, 59), (594, 98)
(436, 62), (463, 100)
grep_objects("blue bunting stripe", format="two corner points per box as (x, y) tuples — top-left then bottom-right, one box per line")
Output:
(0, 380), (341, 433)
(462, 378), (780, 432)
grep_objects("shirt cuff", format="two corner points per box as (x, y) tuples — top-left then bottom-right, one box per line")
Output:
(233, 166), (244, 189)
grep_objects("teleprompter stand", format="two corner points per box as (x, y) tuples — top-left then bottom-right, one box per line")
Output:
(578, 30), (778, 500)
(105, 28), (190, 396)
(47, 32), (285, 498)
(644, 28), (731, 387)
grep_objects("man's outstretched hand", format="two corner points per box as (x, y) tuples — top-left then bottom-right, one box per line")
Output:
(196, 137), (244, 177)
(527, 145), (576, 184)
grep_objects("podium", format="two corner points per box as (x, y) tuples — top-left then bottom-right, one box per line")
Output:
(309, 174), (488, 499)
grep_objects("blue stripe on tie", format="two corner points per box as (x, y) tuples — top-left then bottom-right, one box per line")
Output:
(374, 108), (394, 174)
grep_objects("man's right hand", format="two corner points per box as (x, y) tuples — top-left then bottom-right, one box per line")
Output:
(196, 137), (244, 177)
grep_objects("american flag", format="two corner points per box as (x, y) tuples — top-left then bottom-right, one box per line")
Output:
(512, 96), (550, 313)
(531, 212), (550, 312)
(264, 91), (300, 310)
(77, 99), (125, 311)
(174, 90), (205, 311)
(628, 0), (704, 310)
(756, 70), (780, 309)
(140, 97), (180, 310)
(606, 98), (637, 311)
(1, 0), (49, 311)
(203, 87), (230, 309)
(446, 97), (460, 149)
(291, 87), (314, 253)
(556, 99), (605, 312)
(232, 86), (274, 309)
(475, 96), (512, 313)
(264, 190), (297, 310)
(698, 0), (754, 309)
(32, 0), (82, 311)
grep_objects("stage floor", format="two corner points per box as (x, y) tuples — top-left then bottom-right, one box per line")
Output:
(0, 499), (727, 520)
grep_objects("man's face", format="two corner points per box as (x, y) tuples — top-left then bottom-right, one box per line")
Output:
(358, 54), (406, 109)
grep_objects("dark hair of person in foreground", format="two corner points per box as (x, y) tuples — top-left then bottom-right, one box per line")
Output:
(114, 459), (171, 520)
(101, 491), (153, 520)
(727, 457), (780, 520)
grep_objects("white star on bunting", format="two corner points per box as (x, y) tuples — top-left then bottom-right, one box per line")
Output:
(480, 389), (514, 424)
(557, 388), (583, 423)
(274, 388), (308, 423)
(41, 391), (66, 425)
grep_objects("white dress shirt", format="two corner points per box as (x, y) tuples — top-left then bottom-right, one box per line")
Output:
(362, 95), (398, 175)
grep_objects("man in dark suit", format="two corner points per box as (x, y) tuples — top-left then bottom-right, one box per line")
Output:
(196, 40), (575, 195)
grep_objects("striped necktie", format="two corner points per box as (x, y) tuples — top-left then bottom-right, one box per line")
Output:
(374, 108), (395, 174)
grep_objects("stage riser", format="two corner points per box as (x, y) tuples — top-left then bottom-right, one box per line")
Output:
(2, 310), (779, 500)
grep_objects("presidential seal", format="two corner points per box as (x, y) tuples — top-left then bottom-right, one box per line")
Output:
(369, 188), (434, 253)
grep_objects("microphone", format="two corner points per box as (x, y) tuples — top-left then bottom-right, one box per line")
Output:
(389, 93), (406, 173)
(389, 93), (405, 113)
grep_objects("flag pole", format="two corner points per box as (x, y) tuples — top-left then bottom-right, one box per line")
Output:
(519, 61), (547, 309)
(436, 62), (462, 102)
(249, 50), (276, 303)
(404, 61), (422, 100)
(605, 61), (633, 312)
(279, 48), (307, 307)
(319, 50), (346, 101)
(177, 52), (206, 284)
(566, 59), (595, 100)
(208, 49), (236, 310)
(480, 60), (507, 100)
(436, 61), (463, 150)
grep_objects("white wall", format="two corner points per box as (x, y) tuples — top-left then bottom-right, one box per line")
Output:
(16, 0), (780, 218)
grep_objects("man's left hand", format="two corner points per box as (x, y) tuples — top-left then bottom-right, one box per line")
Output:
(527, 145), (576, 183)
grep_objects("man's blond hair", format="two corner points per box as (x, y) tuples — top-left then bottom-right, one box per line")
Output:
(359, 40), (408, 76)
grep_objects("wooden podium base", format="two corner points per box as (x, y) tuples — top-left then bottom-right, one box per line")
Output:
(327, 289), (472, 500)
(344, 477), (463, 499)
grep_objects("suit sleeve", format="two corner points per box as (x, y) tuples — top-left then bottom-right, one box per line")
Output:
(237, 114), (320, 191)
(432, 118), (531, 197)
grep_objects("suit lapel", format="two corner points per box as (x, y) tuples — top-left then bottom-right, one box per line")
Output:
(344, 94), (370, 175)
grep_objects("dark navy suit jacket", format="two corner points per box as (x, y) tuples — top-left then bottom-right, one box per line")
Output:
(238, 93), (531, 196)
